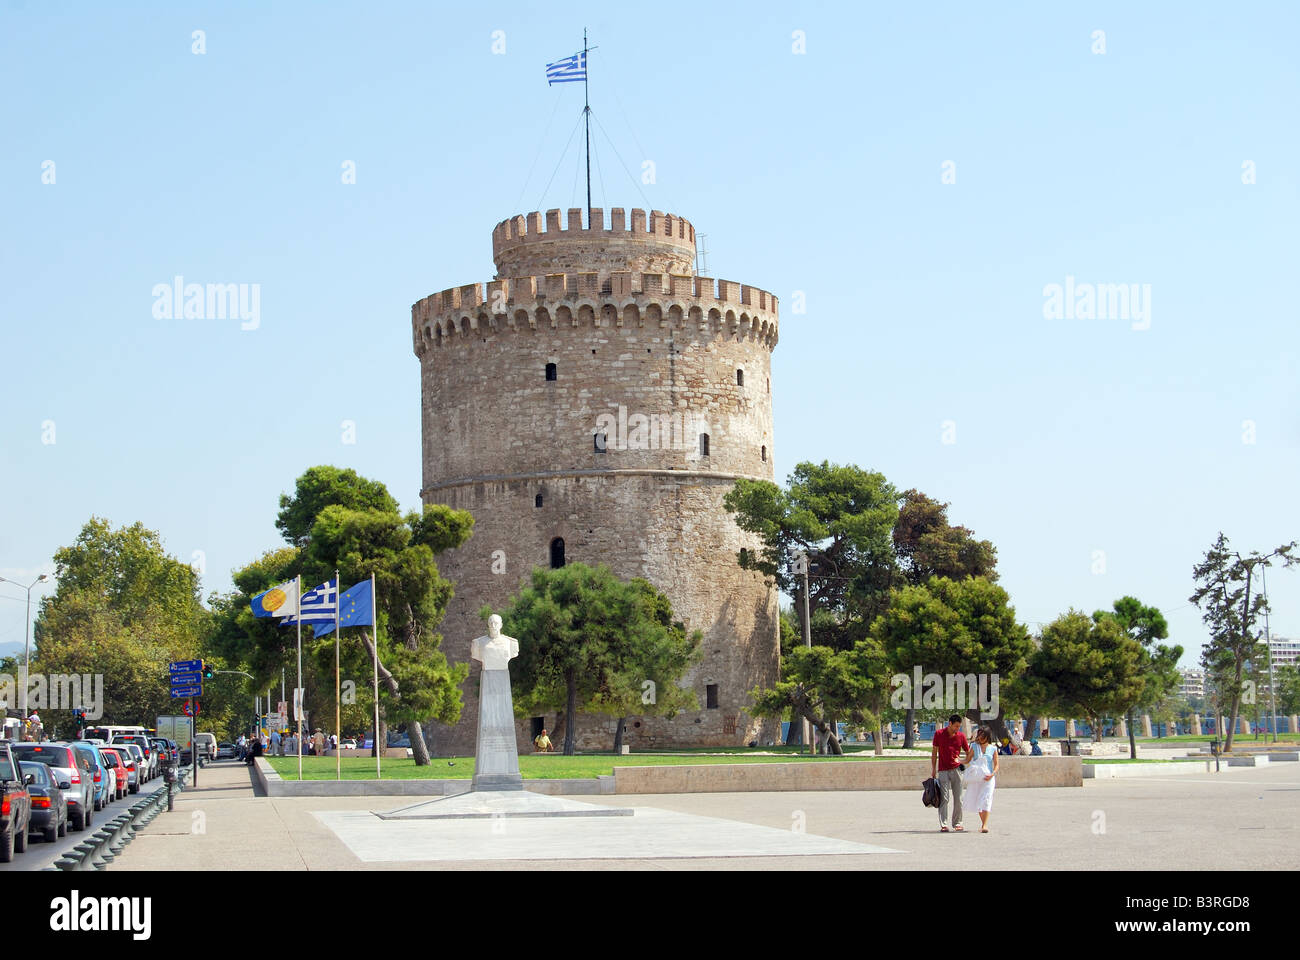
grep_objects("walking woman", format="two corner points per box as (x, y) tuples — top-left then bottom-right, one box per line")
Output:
(962, 726), (1000, 833)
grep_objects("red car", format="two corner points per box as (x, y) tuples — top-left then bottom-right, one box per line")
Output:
(98, 749), (128, 800)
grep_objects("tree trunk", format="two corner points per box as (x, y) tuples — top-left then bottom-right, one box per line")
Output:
(1128, 708), (1138, 759)
(613, 716), (625, 754)
(552, 709), (566, 750)
(796, 707), (842, 755)
(373, 717), (386, 759)
(903, 707), (916, 749)
(785, 716), (803, 746)
(1226, 664), (1244, 752)
(1023, 714), (1041, 743)
(563, 671), (578, 755)
(409, 719), (431, 765)
(874, 722), (885, 756)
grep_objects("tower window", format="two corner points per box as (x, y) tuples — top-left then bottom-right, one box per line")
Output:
(594, 432), (607, 453)
(700, 433), (710, 457)
(736, 369), (744, 386)
(535, 494), (543, 508)
(761, 445), (766, 462)
(706, 684), (719, 709)
(739, 547), (749, 565)
(550, 537), (566, 569)
(545, 363), (557, 381)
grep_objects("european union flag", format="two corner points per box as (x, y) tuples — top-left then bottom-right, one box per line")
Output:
(312, 579), (374, 637)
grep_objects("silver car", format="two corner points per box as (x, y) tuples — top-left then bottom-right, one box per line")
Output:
(10, 742), (94, 832)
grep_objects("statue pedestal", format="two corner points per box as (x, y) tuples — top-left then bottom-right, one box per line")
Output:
(472, 668), (523, 791)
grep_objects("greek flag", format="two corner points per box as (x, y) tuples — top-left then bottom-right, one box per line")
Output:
(546, 51), (586, 85)
(281, 577), (337, 624)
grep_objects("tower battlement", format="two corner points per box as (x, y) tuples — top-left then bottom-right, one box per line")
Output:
(492, 208), (697, 276)
(412, 272), (778, 355)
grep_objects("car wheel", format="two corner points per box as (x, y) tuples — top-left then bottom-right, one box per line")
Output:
(57, 815), (67, 838)
(14, 820), (27, 853)
(44, 824), (57, 844)
(72, 806), (86, 832)
(128, 783), (138, 794)
(0, 824), (12, 863)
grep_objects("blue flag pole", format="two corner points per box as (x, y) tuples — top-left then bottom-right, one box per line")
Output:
(335, 569), (341, 781)
(371, 572), (380, 779)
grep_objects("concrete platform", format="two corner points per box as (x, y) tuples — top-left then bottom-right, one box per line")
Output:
(318, 805), (902, 862)
(375, 789), (633, 820)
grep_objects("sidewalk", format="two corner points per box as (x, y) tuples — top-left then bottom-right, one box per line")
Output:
(109, 758), (1300, 870)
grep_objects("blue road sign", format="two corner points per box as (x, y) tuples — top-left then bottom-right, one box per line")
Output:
(169, 671), (203, 685)
(169, 659), (202, 673)
(171, 684), (202, 698)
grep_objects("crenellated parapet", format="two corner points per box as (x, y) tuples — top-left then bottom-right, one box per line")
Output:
(492, 208), (696, 276)
(411, 272), (779, 356)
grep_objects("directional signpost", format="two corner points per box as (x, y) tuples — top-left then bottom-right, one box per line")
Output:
(169, 660), (205, 785)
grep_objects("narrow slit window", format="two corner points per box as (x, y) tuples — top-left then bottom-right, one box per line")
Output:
(535, 494), (543, 508)
(761, 445), (766, 462)
(736, 369), (744, 386)
(545, 363), (557, 381)
(700, 433), (710, 457)
(706, 684), (719, 709)
(549, 538), (565, 569)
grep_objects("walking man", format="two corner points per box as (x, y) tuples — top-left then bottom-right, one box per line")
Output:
(931, 714), (973, 833)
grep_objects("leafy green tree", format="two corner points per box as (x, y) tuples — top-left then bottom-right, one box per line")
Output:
(1093, 597), (1180, 757)
(213, 468), (473, 764)
(501, 563), (699, 755)
(1189, 534), (1296, 751)
(893, 489), (998, 586)
(275, 465), (398, 547)
(872, 576), (1032, 745)
(725, 462), (899, 744)
(32, 518), (212, 730)
(748, 639), (892, 755)
(1274, 664), (1300, 716)
(1029, 610), (1145, 742)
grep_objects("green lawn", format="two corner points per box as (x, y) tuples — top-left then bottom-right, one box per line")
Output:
(1081, 756), (1209, 764)
(266, 752), (914, 781)
(1134, 734), (1300, 745)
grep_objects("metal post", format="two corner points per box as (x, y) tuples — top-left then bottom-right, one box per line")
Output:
(801, 562), (812, 755)
(371, 573), (381, 780)
(1263, 565), (1277, 744)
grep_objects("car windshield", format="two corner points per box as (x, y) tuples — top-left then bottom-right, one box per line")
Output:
(20, 762), (50, 785)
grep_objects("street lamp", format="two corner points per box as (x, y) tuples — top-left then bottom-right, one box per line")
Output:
(0, 574), (50, 718)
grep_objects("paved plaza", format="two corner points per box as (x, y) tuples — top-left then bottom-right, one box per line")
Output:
(110, 759), (1300, 870)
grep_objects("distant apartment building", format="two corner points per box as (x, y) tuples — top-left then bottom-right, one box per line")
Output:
(1262, 636), (1299, 669)
(1179, 669), (1205, 699)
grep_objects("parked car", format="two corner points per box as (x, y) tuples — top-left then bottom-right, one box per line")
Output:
(119, 743), (146, 791)
(340, 739), (358, 750)
(20, 761), (67, 843)
(11, 742), (94, 832)
(69, 741), (112, 813)
(150, 737), (175, 766)
(0, 742), (32, 861)
(113, 735), (157, 780)
(216, 742), (236, 759)
(98, 748), (128, 800)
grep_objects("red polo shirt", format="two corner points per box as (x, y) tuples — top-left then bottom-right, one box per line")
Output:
(932, 727), (969, 771)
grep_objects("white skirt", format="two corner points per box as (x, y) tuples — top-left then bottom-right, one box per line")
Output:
(962, 773), (995, 813)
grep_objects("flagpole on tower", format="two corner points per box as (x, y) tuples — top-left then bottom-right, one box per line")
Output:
(583, 27), (591, 223)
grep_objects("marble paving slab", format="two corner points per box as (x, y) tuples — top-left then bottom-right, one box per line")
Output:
(315, 804), (904, 862)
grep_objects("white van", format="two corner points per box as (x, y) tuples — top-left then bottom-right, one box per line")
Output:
(193, 733), (217, 762)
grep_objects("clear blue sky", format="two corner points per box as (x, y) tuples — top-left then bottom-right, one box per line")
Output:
(2, 1), (1296, 668)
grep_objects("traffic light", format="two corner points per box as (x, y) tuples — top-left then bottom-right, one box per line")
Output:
(202, 660), (215, 680)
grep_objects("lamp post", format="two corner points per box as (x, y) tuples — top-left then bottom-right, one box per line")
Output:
(0, 574), (50, 718)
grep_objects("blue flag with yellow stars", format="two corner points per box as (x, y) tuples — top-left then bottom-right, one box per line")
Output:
(312, 579), (373, 637)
